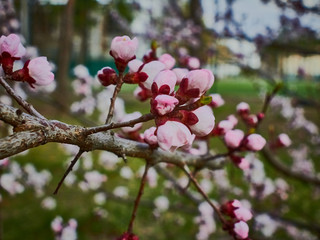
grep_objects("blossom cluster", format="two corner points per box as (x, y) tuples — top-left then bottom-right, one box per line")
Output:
(0, 34), (54, 87)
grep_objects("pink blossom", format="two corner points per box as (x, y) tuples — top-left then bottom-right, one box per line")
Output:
(227, 114), (238, 127)
(153, 95), (179, 115)
(172, 68), (189, 84)
(157, 121), (195, 152)
(189, 106), (215, 137)
(216, 120), (234, 135)
(159, 53), (176, 69)
(187, 56), (200, 69)
(234, 207), (253, 222)
(181, 69), (214, 97)
(152, 70), (177, 95)
(110, 35), (138, 62)
(140, 61), (166, 90)
(128, 59), (143, 72)
(236, 102), (250, 114)
(143, 127), (158, 146)
(224, 129), (244, 148)
(0, 34), (26, 58)
(121, 112), (143, 133)
(238, 158), (250, 170)
(246, 134), (266, 151)
(27, 57), (54, 86)
(247, 114), (258, 126)
(277, 133), (292, 147)
(233, 221), (249, 239)
(209, 93), (225, 108)
(231, 200), (242, 208)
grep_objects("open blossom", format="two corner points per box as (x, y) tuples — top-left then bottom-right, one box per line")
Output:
(110, 35), (138, 62)
(178, 69), (214, 100)
(152, 69), (177, 95)
(152, 95), (179, 116)
(234, 221), (249, 239)
(189, 105), (215, 137)
(246, 134), (266, 151)
(0, 34), (26, 58)
(157, 121), (195, 152)
(26, 57), (55, 86)
(159, 53), (176, 69)
(224, 129), (244, 148)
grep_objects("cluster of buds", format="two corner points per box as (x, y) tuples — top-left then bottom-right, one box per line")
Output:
(140, 66), (215, 152)
(97, 36), (216, 152)
(0, 34), (54, 87)
(97, 36), (147, 88)
(236, 102), (264, 128)
(221, 200), (253, 239)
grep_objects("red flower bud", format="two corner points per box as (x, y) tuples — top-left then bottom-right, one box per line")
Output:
(97, 67), (117, 86)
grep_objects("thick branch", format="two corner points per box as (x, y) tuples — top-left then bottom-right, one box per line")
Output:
(0, 103), (223, 170)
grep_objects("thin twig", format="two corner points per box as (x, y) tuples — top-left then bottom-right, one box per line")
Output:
(53, 149), (84, 195)
(84, 113), (154, 135)
(0, 76), (46, 119)
(127, 162), (150, 233)
(180, 164), (227, 226)
(105, 75), (124, 124)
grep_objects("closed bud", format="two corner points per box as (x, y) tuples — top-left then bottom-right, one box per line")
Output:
(123, 72), (148, 84)
(97, 67), (117, 86)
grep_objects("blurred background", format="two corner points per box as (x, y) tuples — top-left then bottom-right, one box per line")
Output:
(0, 0), (319, 239)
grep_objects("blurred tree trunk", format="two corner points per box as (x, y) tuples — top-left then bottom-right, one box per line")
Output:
(56, 0), (75, 109)
(78, 8), (88, 64)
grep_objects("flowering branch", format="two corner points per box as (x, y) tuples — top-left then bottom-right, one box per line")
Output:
(180, 164), (227, 226)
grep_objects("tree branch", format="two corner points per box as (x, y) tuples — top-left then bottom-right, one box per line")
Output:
(0, 103), (223, 170)
(261, 147), (320, 186)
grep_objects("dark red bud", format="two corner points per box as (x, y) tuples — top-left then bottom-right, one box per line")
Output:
(116, 232), (139, 240)
(98, 67), (117, 86)
(257, 113), (265, 120)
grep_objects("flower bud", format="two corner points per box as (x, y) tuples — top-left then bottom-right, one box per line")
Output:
(159, 53), (176, 70)
(189, 105), (215, 137)
(230, 155), (250, 170)
(224, 129), (244, 149)
(110, 35), (138, 62)
(97, 67), (117, 86)
(187, 56), (200, 69)
(277, 133), (292, 147)
(123, 72), (148, 84)
(152, 95), (179, 116)
(233, 221), (249, 239)
(245, 134), (266, 151)
(209, 93), (225, 108)
(143, 127), (158, 146)
(236, 102), (250, 115)
(139, 61), (165, 90)
(176, 69), (214, 103)
(157, 121), (195, 152)
(110, 35), (138, 72)
(172, 68), (189, 84)
(152, 70), (177, 95)
(116, 232), (139, 240)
